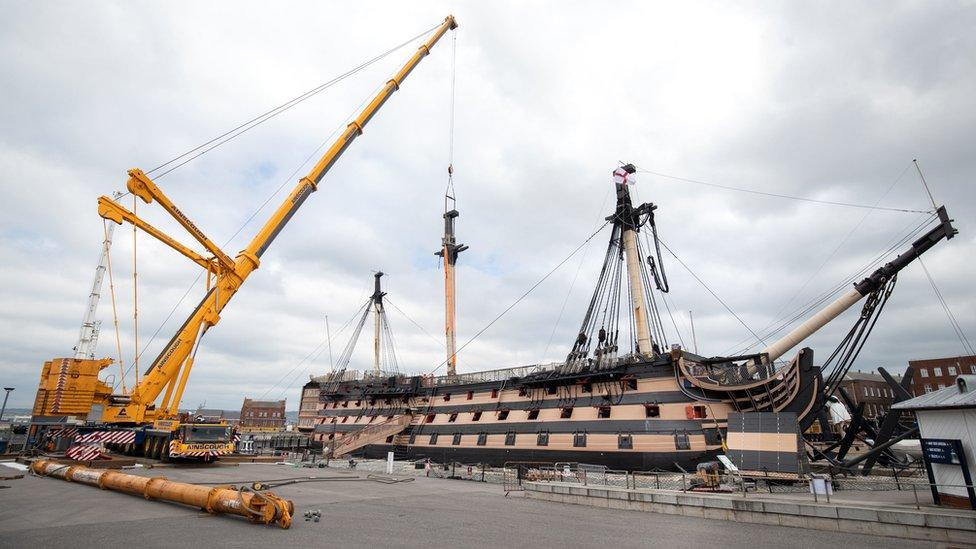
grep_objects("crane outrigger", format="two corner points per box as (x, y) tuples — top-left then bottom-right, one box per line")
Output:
(31, 15), (458, 460)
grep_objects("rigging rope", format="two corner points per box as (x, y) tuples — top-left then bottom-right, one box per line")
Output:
(634, 166), (932, 214)
(260, 301), (367, 400)
(918, 257), (975, 356)
(385, 297), (444, 349)
(657, 237), (768, 348)
(726, 212), (937, 356)
(146, 23), (442, 179)
(102, 219), (127, 392)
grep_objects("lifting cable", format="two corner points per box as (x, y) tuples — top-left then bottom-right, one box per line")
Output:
(145, 23), (443, 180)
(427, 220), (611, 376)
(633, 166), (932, 214)
(132, 196), (139, 386)
(102, 219), (127, 392)
(113, 44), (413, 391)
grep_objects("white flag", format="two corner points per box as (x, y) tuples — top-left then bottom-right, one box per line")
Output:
(612, 167), (636, 186)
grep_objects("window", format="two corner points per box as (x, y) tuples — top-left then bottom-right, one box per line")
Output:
(497, 410), (510, 420)
(472, 411), (482, 421)
(938, 383), (946, 390)
(443, 393), (451, 402)
(505, 432), (516, 446)
(949, 366), (957, 376)
(429, 433), (439, 445)
(687, 405), (706, 419)
(645, 404), (660, 418)
(518, 387), (527, 396)
(560, 407), (573, 419)
(921, 369), (929, 378)
(598, 406), (611, 419)
(452, 433), (462, 446)
(924, 384), (932, 393)
(490, 389), (498, 398)
(527, 409), (540, 420)
(934, 367), (943, 377)
(863, 386), (869, 397)
(425, 414), (436, 423)
(618, 434), (633, 450)
(625, 379), (638, 391)
(546, 386), (557, 395)
(466, 391), (474, 400)
(674, 431), (691, 450)
(477, 433), (487, 446)
(581, 383), (592, 393)
(537, 432), (549, 446)
(573, 432), (587, 447)
(448, 413), (458, 423)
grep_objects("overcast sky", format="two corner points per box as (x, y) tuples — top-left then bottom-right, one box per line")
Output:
(1, 1), (973, 411)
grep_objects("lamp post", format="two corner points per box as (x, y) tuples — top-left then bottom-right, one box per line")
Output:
(0, 388), (13, 421)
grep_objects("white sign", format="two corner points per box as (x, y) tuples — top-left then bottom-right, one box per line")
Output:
(717, 454), (738, 472)
(386, 451), (394, 475)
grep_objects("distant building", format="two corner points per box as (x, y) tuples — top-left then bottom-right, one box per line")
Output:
(909, 355), (976, 397)
(839, 371), (901, 420)
(298, 376), (326, 433)
(188, 408), (239, 427)
(239, 398), (286, 430)
(893, 375), (976, 509)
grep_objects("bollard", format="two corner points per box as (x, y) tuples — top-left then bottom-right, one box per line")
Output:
(30, 459), (293, 528)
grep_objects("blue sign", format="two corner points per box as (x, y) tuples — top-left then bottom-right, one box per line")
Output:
(921, 438), (963, 465)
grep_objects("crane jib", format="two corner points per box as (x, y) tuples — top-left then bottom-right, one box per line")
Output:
(256, 181), (315, 258)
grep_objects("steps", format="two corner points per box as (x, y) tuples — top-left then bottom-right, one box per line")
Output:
(331, 414), (412, 458)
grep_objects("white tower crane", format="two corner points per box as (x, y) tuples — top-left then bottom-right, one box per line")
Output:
(73, 191), (122, 360)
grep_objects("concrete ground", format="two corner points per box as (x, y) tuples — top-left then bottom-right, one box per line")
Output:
(0, 462), (943, 548)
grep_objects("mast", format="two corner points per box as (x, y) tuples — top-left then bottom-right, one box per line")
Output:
(436, 205), (467, 377)
(615, 164), (654, 356)
(372, 271), (386, 374)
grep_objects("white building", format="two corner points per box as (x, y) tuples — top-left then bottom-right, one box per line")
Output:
(893, 375), (976, 509)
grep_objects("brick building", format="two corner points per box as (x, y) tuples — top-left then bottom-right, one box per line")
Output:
(239, 398), (287, 430)
(909, 355), (976, 396)
(838, 371), (901, 420)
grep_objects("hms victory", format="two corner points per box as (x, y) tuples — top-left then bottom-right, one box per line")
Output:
(306, 163), (957, 471)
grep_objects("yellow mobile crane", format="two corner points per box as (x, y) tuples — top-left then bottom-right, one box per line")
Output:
(32, 16), (458, 460)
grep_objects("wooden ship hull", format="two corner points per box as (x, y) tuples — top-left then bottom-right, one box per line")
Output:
(311, 348), (823, 470)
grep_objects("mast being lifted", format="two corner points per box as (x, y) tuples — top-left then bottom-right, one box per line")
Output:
(436, 196), (467, 377)
(91, 16), (458, 423)
(372, 272), (386, 374)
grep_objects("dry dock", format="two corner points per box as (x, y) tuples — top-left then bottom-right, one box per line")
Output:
(0, 461), (953, 548)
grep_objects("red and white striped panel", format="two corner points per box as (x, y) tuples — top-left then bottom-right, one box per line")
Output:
(66, 444), (108, 461)
(49, 428), (79, 440)
(75, 430), (137, 444)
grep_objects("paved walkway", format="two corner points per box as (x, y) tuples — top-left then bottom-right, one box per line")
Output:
(0, 462), (952, 548)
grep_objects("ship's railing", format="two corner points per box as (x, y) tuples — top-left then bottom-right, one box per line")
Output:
(681, 357), (778, 387)
(424, 363), (562, 387)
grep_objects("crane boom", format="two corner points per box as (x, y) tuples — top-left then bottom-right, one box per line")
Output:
(74, 192), (123, 359)
(98, 16), (458, 423)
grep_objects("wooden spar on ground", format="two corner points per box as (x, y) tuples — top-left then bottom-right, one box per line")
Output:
(30, 459), (294, 528)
